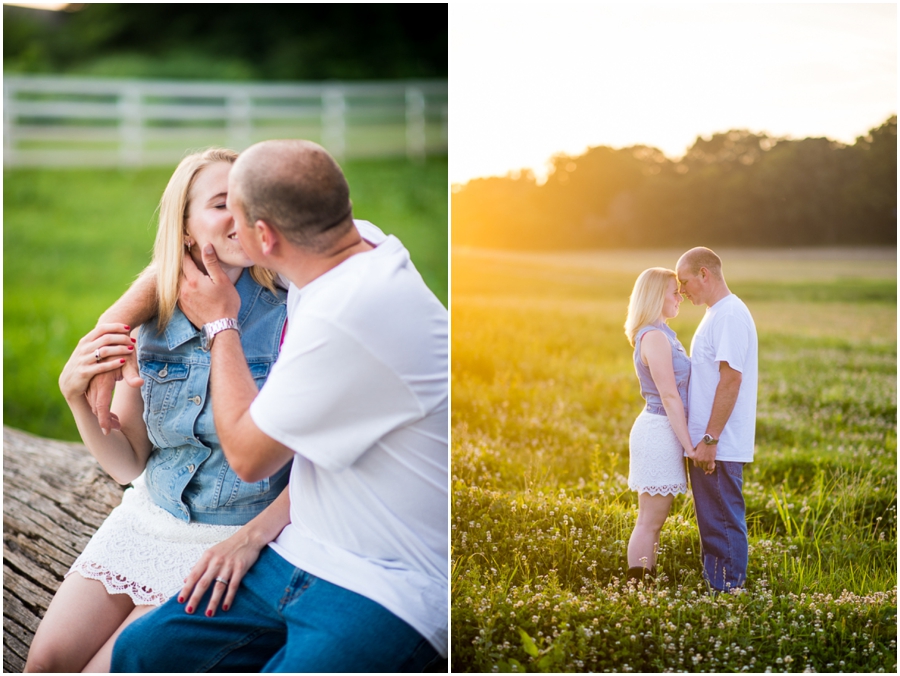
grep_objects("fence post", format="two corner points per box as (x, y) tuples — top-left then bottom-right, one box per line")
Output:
(119, 84), (142, 167)
(3, 80), (15, 167)
(322, 87), (346, 160)
(406, 86), (426, 163)
(227, 89), (252, 151)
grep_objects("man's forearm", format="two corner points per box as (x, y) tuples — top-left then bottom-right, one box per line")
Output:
(209, 330), (265, 476)
(705, 372), (741, 439)
(98, 265), (158, 327)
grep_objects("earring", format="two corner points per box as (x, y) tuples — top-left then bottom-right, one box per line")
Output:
(185, 238), (193, 248)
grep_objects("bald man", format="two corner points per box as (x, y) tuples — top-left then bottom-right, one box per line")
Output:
(95, 140), (447, 672)
(676, 247), (757, 593)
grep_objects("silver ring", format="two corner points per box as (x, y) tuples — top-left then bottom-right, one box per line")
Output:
(94, 349), (101, 363)
(214, 577), (229, 586)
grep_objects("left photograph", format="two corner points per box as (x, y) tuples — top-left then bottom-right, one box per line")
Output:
(3, 3), (448, 673)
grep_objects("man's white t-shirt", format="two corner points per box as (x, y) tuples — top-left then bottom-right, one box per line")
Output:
(250, 221), (448, 656)
(688, 293), (758, 463)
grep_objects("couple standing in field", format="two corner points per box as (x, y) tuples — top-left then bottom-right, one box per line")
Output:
(624, 247), (758, 592)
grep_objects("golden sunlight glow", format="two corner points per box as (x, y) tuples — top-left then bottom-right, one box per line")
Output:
(449, 3), (897, 184)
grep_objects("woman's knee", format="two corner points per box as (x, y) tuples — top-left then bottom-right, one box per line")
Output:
(25, 639), (70, 673)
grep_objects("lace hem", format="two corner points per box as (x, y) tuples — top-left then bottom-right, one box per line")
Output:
(67, 561), (167, 606)
(629, 482), (688, 496)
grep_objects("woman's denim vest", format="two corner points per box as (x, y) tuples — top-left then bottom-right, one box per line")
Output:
(633, 323), (690, 417)
(139, 270), (289, 525)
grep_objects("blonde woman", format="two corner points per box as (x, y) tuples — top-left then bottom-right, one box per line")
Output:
(623, 267), (695, 582)
(26, 149), (290, 672)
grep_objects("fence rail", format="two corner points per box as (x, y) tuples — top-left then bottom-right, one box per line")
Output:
(3, 75), (447, 167)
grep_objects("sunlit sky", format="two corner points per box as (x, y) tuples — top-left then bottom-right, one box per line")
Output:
(449, 3), (897, 184)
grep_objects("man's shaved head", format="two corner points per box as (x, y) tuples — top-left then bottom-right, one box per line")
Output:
(677, 246), (723, 279)
(231, 140), (353, 251)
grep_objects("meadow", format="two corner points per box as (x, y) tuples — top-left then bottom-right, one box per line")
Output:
(3, 157), (447, 441)
(451, 247), (896, 673)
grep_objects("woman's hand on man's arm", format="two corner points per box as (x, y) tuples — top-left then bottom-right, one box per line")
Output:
(86, 266), (159, 433)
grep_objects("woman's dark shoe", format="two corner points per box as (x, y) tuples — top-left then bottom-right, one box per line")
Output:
(626, 566), (656, 583)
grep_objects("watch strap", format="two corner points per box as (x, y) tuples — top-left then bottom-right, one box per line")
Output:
(201, 318), (241, 351)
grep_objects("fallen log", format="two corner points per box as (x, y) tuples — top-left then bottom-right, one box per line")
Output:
(3, 426), (125, 673)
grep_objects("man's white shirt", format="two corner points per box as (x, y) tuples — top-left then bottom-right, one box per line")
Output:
(688, 293), (758, 463)
(251, 221), (448, 656)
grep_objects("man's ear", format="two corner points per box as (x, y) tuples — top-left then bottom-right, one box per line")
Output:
(256, 220), (279, 256)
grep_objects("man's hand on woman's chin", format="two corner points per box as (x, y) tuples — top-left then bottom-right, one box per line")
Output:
(179, 244), (241, 328)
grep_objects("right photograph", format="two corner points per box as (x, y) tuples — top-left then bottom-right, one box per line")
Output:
(450, 4), (897, 673)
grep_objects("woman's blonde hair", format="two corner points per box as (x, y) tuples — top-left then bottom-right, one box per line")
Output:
(153, 147), (277, 330)
(624, 267), (676, 346)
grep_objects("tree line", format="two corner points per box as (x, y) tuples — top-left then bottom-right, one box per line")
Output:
(452, 116), (896, 249)
(4, 4), (446, 81)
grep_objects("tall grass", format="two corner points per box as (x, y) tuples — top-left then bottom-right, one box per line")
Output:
(451, 248), (896, 672)
(3, 157), (447, 441)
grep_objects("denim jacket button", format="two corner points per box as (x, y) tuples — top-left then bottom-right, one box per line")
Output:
(188, 464), (195, 473)
(190, 395), (202, 405)
(159, 366), (168, 377)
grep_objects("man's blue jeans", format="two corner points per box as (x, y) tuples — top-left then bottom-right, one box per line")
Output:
(688, 460), (748, 591)
(111, 547), (441, 672)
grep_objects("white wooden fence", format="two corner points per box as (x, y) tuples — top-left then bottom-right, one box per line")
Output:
(3, 75), (447, 167)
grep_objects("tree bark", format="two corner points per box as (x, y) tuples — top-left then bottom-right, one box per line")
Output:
(3, 427), (124, 673)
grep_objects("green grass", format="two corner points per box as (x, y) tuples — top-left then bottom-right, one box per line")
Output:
(451, 248), (896, 672)
(3, 157), (447, 441)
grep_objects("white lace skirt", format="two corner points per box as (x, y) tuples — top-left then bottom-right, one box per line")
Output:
(628, 409), (688, 496)
(66, 475), (241, 606)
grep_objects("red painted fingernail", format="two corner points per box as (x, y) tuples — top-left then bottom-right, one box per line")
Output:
(178, 596), (184, 603)
(128, 345), (134, 350)
(206, 610), (213, 618)
(131, 338), (136, 343)
(124, 326), (130, 330)
(222, 604), (229, 611)
(120, 359), (126, 363)
(186, 606), (193, 613)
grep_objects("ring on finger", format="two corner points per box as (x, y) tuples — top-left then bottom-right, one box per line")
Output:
(94, 348), (102, 363)
(215, 577), (229, 586)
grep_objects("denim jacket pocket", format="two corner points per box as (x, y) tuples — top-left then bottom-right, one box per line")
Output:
(141, 361), (192, 448)
(219, 460), (290, 510)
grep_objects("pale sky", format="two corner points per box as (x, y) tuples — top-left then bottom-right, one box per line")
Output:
(449, 3), (897, 184)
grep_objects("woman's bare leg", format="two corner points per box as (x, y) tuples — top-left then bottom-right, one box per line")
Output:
(25, 574), (135, 672)
(627, 492), (675, 569)
(82, 604), (157, 673)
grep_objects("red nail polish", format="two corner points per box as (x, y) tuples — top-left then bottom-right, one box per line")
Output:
(120, 359), (126, 363)
(178, 596), (184, 603)
(128, 345), (134, 350)
(222, 604), (229, 611)
(131, 338), (136, 343)
(186, 606), (193, 613)
(124, 326), (130, 330)
(206, 610), (213, 618)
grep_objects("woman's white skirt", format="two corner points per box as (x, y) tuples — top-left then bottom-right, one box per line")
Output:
(628, 409), (688, 496)
(66, 475), (241, 606)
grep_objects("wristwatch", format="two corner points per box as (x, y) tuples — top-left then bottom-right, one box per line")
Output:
(200, 318), (241, 351)
(702, 434), (719, 446)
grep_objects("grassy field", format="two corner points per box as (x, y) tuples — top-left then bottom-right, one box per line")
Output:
(3, 157), (447, 441)
(451, 247), (896, 673)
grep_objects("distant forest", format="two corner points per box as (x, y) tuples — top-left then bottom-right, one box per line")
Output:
(452, 116), (897, 249)
(3, 4), (446, 80)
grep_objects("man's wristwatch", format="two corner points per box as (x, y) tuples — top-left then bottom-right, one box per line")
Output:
(702, 434), (719, 446)
(200, 318), (241, 351)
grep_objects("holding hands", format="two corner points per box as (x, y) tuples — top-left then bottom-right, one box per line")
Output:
(686, 442), (716, 475)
